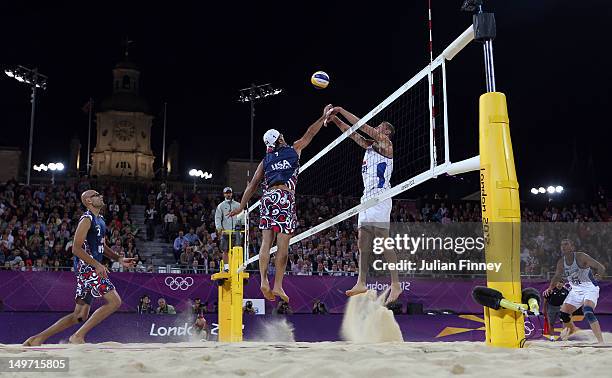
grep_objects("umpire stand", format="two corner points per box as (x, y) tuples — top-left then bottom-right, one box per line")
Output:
(462, 0), (524, 347)
(211, 229), (249, 342)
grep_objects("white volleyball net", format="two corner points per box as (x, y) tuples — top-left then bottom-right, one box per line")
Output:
(241, 26), (479, 272)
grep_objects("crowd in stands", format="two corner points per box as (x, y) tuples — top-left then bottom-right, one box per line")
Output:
(142, 184), (610, 278)
(1, 178), (610, 278)
(0, 178), (143, 272)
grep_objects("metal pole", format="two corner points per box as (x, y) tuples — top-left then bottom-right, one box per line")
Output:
(87, 98), (93, 175)
(26, 81), (37, 186)
(249, 85), (255, 183)
(483, 40), (496, 92)
(162, 102), (167, 176)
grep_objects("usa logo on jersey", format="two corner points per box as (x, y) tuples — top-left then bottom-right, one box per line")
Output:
(272, 160), (292, 170)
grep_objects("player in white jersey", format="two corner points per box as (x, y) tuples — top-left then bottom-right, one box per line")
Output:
(544, 238), (606, 343)
(329, 107), (401, 305)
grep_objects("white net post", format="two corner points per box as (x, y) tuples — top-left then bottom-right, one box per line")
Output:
(442, 60), (450, 165)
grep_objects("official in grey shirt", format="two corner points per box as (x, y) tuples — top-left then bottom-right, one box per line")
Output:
(215, 187), (244, 271)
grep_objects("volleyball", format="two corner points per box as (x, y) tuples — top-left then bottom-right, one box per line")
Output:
(311, 71), (329, 89)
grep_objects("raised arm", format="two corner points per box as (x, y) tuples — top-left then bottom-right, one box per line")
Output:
(330, 115), (371, 149)
(228, 161), (264, 217)
(293, 104), (333, 155)
(336, 106), (387, 143)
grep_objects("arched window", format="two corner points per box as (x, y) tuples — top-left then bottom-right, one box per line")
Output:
(122, 75), (131, 89)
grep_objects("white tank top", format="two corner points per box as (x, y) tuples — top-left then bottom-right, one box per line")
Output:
(361, 146), (393, 201)
(563, 253), (595, 289)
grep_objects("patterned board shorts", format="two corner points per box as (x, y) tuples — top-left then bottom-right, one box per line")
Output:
(75, 260), (115, 305)
(259, 189), (297, 234)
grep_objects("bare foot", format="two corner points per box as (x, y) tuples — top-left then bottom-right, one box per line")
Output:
(23, 335), (44, 346)
(68, 334), (85, 344)
(385, 283), (403, 305)
(345, 283), (368, 297)
(260, 281), (276, 302)
(272, 287), (289, 303)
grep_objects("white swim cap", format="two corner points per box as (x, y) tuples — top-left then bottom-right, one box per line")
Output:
(263, 129), (280, 147)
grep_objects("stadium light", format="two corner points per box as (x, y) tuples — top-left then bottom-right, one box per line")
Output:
(188, 168), (212, 193)
(34, 162), (64, 184)
(237, 82), (283, 184)
(5, 65), (48, 185)
(531, 184), (564, 196)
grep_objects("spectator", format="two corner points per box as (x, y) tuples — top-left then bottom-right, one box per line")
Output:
(191, 259), (200, 274)
(137, 295), (155, 314)
(144, 203), (157, 241)
(173, 230), (186, 263)
(111, 238), (124, 255)
(243, 300), (256, 315)
(312, 299), (328, 314)
(164, 211), (178, 241)
(184, 227), (201, 247)
(156, 298), (176, 314)
(214, 187), (244, 272)
(32, 258), (46, 272)
(273, 300), (293, 315)
(125, 240), (138, 258)
(192, 298), (206, 316)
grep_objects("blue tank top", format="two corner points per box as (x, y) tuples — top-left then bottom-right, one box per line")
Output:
(263, 145), (299, 191)
(73, 210), (106, 270)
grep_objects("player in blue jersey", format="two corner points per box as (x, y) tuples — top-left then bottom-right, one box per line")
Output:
(229, 105), (333, 302)
(23, 190), (135, 346)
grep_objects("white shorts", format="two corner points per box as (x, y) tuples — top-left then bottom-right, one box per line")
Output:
(358, 198), (392, 229)
(563, 285), (600, 308)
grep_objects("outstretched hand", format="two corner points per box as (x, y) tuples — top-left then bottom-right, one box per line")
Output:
(323, 104), (340, 126)
(322, 104), (333, 117)
(120, 257), (137, 269)
(227, 207), (243, 218)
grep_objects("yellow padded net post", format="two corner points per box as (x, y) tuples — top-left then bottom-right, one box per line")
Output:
(211, 230), (249, 342)
(479, 92), (524, 348)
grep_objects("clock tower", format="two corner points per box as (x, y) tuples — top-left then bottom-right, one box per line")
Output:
(90, 53), (155, 178)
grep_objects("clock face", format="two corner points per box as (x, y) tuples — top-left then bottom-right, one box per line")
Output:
(114, 121), (135, 142)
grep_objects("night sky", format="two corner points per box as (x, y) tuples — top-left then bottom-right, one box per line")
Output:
(1, 1), (611, 198)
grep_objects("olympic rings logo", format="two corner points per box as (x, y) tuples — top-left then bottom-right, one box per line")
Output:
(164, 276), (194, 291)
